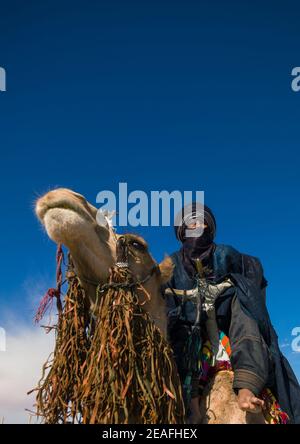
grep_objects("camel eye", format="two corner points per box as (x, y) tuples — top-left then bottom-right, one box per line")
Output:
(131, 240), (146, 252)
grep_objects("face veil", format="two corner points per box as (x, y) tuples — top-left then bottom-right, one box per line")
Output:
(174, 203), (217, 278)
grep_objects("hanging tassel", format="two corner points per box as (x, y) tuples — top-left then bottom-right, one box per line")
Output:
(35, 244), (64, 323)
(182, 325), (202, 409)
(29, 274), (89, 423)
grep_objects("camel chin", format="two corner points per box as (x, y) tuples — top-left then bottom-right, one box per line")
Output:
(43, 208), (90, 245)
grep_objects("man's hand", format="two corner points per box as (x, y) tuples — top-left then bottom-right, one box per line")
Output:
(237, 388), (265, 413)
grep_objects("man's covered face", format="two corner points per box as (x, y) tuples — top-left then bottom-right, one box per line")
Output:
(182, 224), (215, 255)
(175, 203), (216, 242)
(183, 214), (208, 239)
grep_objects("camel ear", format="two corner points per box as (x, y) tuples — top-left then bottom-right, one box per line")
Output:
(158, 255), (174, 284)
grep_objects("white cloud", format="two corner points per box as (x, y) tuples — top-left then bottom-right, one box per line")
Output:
(0, 322), (54, 424)
(0, 268), (67, 424)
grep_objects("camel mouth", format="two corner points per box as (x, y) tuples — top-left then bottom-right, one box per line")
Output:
(37, 199), (94, 224)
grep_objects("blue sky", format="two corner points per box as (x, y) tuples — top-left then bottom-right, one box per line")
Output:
(0, 0), (299, 405)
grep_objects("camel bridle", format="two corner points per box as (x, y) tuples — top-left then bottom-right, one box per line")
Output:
(80, 235), (160, 294)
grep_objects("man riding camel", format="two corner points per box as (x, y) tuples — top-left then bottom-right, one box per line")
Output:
(164, 202), (300, 424)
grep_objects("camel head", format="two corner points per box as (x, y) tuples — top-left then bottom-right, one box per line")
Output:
(35, 188), (173, 336)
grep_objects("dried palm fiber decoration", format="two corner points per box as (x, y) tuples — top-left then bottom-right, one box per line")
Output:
(30, 238), (185, 424)
(28, 245), (90, 423)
